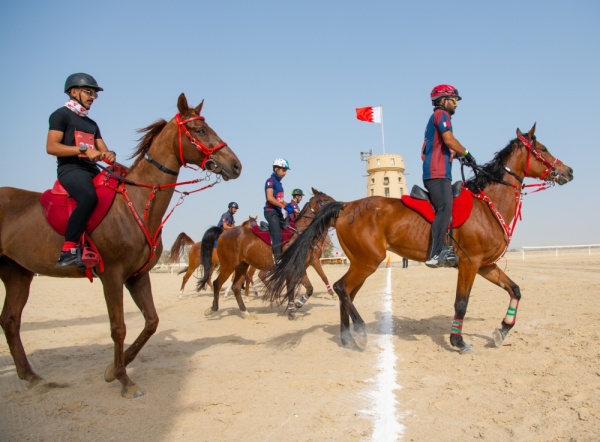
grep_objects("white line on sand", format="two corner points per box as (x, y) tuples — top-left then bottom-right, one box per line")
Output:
(364, 267), (404, 441)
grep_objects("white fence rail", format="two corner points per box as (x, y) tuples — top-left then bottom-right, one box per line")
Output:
(520, 244), (600, 260)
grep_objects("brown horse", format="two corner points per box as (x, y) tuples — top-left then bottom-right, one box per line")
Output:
(264, 125), (573, 352)
(0, 94), (241, 397)
(168, 216), (258, 296)
(197, 188), (335, 318)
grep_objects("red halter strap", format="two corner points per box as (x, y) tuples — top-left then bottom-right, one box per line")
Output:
(518, 135), (562, 180)
(176, 114), (227, 171)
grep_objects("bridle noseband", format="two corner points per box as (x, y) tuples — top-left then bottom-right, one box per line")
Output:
(176, 113), (227, 171)
(518, 135), (563, 182)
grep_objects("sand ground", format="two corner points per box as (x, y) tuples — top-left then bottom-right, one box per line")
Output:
(1, 250), (599, 441)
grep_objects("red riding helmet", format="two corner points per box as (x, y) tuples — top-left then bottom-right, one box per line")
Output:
(430, 84), (461, 102)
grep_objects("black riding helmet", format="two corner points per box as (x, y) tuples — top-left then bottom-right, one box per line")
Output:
(228, 202), (239, 209)
(64, 73), (104, 94)
(291, 189), (304, 197)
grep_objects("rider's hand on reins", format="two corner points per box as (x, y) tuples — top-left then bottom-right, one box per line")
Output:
(102, 150), (116, 165)
(460, 150), (477, 166)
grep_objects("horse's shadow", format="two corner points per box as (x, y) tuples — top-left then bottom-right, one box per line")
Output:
(283, 304), (495, 351)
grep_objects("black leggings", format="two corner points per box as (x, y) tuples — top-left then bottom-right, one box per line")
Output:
(58, 167), (99, 243)
(264, 210), (286, 257)
(424, 178), (452, 258)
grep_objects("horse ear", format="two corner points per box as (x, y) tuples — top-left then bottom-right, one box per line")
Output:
(194, 99), (205, 116)
(516, 128), (523, 138)
(528, 122), (537, 138)
(311, 187), (318, 195)
(177, 93), (189, 114)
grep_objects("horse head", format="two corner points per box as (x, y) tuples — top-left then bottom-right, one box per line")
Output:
(241, 215), (258, 228)
(308, 187), (336, 213)
(515, 124), (573, 185)
(175, 93), (242, 181)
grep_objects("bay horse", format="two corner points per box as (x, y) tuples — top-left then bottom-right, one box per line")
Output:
(0, 94), (241, 397)
(264, 125), (573, 352)
(197, 188), (335, 318)
(168, 216), (259, 297)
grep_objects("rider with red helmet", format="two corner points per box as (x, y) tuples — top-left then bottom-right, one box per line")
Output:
(47, 73), (117, 268)
(421, 84), (476, 268)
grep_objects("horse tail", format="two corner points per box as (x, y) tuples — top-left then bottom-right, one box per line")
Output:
(177, 266), (189, 275)
(197, 227), (223, 291)
(263, 201), (344, 305)
(168, 232), (195, 263)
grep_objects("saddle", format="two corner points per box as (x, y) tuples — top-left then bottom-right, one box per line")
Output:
(251, 219), (295, 246)
(400, 181), (473, 228)
(39, 166), (127, 279)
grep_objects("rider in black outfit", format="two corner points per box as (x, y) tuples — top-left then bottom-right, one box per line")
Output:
(46, 73), (116, 268)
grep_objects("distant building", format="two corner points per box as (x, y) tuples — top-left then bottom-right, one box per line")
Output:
(364, 153), (409, 197)
(361, 150), (411, 266)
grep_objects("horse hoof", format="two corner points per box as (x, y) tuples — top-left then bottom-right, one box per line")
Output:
(459, 343), (473, 354)
(492, 328), (505, 347)
(104, 363), (116, 383)
(204, 307), (216, 317)
(352, 331), (368, 351)
(288, 311), (297, 320)
(121, 384), (144, 399)
(240, 310), (250, 319)
(294, 300), (304, 309)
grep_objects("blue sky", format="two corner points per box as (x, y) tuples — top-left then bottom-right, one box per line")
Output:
(1, 1), (597, 251)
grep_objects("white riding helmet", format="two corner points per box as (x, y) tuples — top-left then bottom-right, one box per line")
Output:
(272, 158), (290, 170)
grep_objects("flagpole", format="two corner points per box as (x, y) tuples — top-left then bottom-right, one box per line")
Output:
(380, 104), (385, 154)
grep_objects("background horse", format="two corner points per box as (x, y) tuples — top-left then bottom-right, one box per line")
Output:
(197, 188), (335, 318)
(264, 125), (573, 351)
(0, 94), (241, 398)
(168, 216), (259, 297)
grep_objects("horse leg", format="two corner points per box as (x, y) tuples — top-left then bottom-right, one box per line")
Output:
(290, 275), (313, 319)
(0, 259), (41, 384)
(204, 266), (230, 316)
(244, 267), (257, 297)
(100, 274), (145, 398)
(478, 264), (522, 347)
(332, 264), (373, 349)
(311, 258), (335, 297)
(224, 272), (235, 298)
(179, 267), (195, 298)
(450, 266), (479, 353)
(230, 263), (251, 318)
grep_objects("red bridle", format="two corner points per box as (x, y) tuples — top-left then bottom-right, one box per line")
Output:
(176, 113), (227, 170)
(518, 135), (563, 181)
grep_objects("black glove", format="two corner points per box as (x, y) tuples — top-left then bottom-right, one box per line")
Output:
(462, 151), (476, 166)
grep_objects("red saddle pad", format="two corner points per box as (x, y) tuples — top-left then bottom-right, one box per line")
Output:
(400, 188), (473, 228)
(251, 224), (295, 246)
(40, 170), (122, 236)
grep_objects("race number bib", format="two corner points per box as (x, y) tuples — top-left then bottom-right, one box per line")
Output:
(74, 130), (95, 157)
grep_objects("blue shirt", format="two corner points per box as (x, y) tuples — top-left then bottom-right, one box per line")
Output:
(285, 200), (300, 223)
(422, 107), (454, 180)
(264, 172), (284, 214)
(217, 210), (235, 228)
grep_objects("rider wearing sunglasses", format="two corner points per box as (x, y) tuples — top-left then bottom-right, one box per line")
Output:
(46, 73), (117, 268)
(421, 84), (476, 268)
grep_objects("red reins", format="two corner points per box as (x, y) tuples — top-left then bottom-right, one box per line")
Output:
(471, 135), (563, 263)
(99, 112), (227, 275)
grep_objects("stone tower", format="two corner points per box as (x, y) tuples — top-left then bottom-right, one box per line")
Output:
(363, 152), (409, 198)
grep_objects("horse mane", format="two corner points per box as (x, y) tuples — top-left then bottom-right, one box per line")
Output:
(464, 138), (518, 192)
(128, 119), (168, 167)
